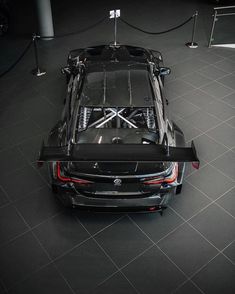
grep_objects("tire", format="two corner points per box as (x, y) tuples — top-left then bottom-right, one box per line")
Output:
(176, 184), (182, 194)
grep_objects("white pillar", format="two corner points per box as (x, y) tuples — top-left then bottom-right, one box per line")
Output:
(36, 0), (54, 39)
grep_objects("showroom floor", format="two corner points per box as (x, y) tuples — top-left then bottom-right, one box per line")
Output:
(0, 0), (234, 293)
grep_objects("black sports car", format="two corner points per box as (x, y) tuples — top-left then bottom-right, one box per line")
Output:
(38, 44), (199, 212)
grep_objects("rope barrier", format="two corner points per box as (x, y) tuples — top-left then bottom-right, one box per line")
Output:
(0, 40), (32, 78)
(0, 11), (198, 78)
(40, 16), (106, 39)
(119, 15), (193, 35)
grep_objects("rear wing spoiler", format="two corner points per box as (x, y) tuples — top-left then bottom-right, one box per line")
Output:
(38, 141), (200, 169)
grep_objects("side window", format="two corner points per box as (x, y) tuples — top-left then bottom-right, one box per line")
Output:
(153, 76), (165, 118)
(69, 74), (80, 117)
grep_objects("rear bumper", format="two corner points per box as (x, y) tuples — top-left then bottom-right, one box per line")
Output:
(55, 184), (174, 211)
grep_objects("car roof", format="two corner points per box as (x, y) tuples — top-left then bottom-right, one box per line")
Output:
(80, 62), (154, 107)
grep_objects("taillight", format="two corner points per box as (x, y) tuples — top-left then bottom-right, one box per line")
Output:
(56, 162), (92, 185)
(143, 163), (178, 185)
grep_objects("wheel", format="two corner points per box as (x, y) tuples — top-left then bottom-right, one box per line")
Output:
(176, 184), (182, 194)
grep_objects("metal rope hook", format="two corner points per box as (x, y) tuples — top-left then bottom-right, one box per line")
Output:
(185, 11), (199, 48)
(31, 33), (46, 76)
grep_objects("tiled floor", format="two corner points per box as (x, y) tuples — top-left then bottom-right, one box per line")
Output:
(0, 0), (234, 293)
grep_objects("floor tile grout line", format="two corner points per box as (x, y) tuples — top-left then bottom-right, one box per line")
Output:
(178, 183), (235, 223)
(184, 179), (235, 220)
(195, 151), (235, 183)
(16, 144), (51, 189)
(127, 215), (206, 294)
(95, 245), (156, 293)
(12, 206), (77, 294)
(75, 213), (126, 239)
(92, 236), (141, 294)
(0, 131), (46, 154)
(198, 86), (235, 109)
(73, 213), (141, 294)
(169, 205), (235, 266)
(165, 63), (233, 93)
(166, 69), (235, 109)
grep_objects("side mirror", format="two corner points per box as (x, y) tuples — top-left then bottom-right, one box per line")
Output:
(159, 67), (171, 76)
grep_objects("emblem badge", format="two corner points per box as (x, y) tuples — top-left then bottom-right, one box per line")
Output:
(114, 178), (122, 186)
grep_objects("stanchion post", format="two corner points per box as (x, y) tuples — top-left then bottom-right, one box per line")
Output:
(208, 10), (217, 48)
(109, 9), (120, 47)
(31, 34), (46, 76)
(185, 11), (198, 48)
(114, 12), (117, 46)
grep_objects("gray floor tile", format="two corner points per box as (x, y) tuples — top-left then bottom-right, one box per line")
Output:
(4, 119), (43, 146)
(0, 165), (46, 201)
(0, 186), (9, 207)
(223, 241), (235, 264)
(163, 79), (195, 97)
(198, 65), (229, 80)
(171, 58), (209, 78)
(0, 205), (28, 246)
(92, 272), (137, 294)
(197, 51), (225, 65)
(193, 134), (228, 162)
(8, 264), (73, 294)
(33, 212), (90, 259)
(0, 232), (50, 290)
(74, 212), (122, 236)
(169, 181), (211, 220)
(55, 238), (117, 294)
(18, 134), (46, 163)
(0, 282), (6, 294)
(183, 71), (212, 88)
(174, 281), (203, 294)
(174, 119), (202, 142)
(0, 147), (28, 177)
(214, 59), (235, 73)
(216, 187), (235, 218)
(0, 105), (29, 129)
(94, 216), (153, 267)
(192, 254), (235, 294)
(211, 151), (235, 181)
(206, 123), (235, 148)
(202, 100), (235, 120)
(222, 92), (235, 106)
(189, 204), (235, 250)
(0, 127), (13, 151)
(130, 207), (184, 243)
(181, 89), (215, 108)
(163, 87), (179, 101)
(21, 97), (62, 132)
(226, 116), (235, 128)
(184, 110), (221, 132)
(15, 186), (62, 228)
(200, 81), (234, 100)
(217, 73), (235, 90)
(187, 164), (234, 200)
(213, 48), (235, 58)
(158, 223), (218, 276)
(169, 98), (200, 119)
(122, 246), (186, 294)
